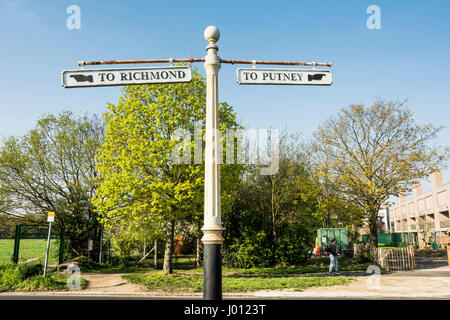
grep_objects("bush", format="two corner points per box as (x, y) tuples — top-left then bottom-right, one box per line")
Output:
(0, 262), (76, 292)
(17, 263), (43, 278)
(354, 242), (374, 261)
(111, 231), (139, 260)
(0, 263), (42, 291)
(224, 232), (274, 268)
(275, 224), (310, 265)
(223, 223), (315, 268)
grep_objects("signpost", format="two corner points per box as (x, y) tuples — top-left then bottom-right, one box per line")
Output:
(43, 211), (55, 278)
(62, 25), (332, 300)
(202, 26), (223, 300)
(236, 68), (332, 85)
(62, 66), (192, 88)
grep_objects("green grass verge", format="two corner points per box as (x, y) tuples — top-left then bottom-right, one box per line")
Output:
(123, 271), (354, 293)
(0, 239), (59, 264)
(222, 263), (371, 275)
(79, 255), (370, 275)
(0, 262), (86, 292)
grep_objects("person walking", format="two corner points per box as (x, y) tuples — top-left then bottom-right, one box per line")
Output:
(328, 239), (341, 275)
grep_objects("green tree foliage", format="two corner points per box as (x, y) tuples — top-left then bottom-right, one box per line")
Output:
(311, 100), (448, 257)
(0, 112), (104, 254)
(224, 137), (321, 267)
(93, 70), (241, 274)
(306, 149), (365, 242)
(0, 214), (19, 238)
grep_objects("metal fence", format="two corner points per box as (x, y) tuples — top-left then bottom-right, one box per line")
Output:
(11, 224), (65, 264)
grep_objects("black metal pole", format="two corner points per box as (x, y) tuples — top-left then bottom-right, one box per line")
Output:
(12, 224), (21, 263)
(203, 244), (222, 300)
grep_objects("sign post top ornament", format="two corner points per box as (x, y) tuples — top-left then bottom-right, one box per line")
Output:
(62, 26), (332, 300)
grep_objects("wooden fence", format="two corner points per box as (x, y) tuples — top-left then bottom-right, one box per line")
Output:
(377, 246), (415, 271)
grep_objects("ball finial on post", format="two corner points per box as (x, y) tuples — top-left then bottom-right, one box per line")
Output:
(204, 26), (220, 43)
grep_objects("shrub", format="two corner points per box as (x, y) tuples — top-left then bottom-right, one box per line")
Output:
(224, 232), (274, 268)
(0, 262), (75, 292)
(17, 263), (43, 278)
(223, 224), (314, 268)
(275, 224), (310, 265)
(0, 263), (42, 291)
(111, 230), (139, 260)
(354, 242), (373, 261)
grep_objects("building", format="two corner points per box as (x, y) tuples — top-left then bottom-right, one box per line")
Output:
(388, 170), (450, 238)
(378, 207), (391, 232)
(358, 210), (387, 238)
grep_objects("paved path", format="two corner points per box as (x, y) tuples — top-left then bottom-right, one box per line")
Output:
(77, 273), (148, 294)
(251, 262), (450, 299)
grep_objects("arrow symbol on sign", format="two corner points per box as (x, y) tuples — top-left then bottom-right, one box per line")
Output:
(70, 74), (93, 82)
(308, 73), (326, 81)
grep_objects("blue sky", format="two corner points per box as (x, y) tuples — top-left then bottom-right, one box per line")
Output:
(0, 0), (449, 195)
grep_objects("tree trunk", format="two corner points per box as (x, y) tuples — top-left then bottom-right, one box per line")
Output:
(369, 217), (379, 263)
(143, 237), (146, 258)
(163, 220), (175, 275)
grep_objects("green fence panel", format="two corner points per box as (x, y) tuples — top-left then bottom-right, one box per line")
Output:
(11, 224), (65, 265)
(378, 233), (395, 246)
(341, 230), (349, 250)
(361, 232), (417, 247)
(317, 228), (349, 254)
(12, 225), (21, 263)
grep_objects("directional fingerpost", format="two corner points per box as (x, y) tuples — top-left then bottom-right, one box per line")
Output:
(236, 68), (332, 85)
(62, 66), (192, 88)
(62, 25), (332, 300)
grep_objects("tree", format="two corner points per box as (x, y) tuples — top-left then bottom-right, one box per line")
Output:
(0, 111), (104, 254)
(93, 69), (241, 274)
(312, 100), (448, 258)
(223, 135), (321, 266)
(307, 145), (364, 241)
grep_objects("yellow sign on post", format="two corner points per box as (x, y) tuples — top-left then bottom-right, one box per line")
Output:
(47, 211), (55, 223)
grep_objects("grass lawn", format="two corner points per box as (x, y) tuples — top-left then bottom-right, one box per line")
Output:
(0, 240), (14, 263)
(120, 256), (365, 293)
(221, 263), (371, 275)
(123, 271), (354, 293)
(0, 239), (59, 264)
(79, 254), (370, 274)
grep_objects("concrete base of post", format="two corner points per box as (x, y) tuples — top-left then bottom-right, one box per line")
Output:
(203, 244), (222, 300)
